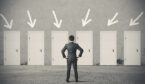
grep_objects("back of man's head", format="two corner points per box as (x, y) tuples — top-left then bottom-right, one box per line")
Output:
(69, 35), (74, 41)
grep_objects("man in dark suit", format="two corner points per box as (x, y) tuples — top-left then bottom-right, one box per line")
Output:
(61, 35), (83, 82)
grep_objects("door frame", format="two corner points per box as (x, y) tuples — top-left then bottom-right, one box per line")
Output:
(4, 31), (20, 65)
(76, 31), (93, 65)
(124, 31), (141, 65)
(28, 31), (44, 65)
(100, 31), (117, 65)
(51, 31), (68, 65)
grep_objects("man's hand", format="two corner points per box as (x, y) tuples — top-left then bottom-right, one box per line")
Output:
(77, 57), (80, 58)
(64, 57), (68, 59)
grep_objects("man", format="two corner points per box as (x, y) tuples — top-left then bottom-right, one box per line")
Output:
(61, 35), (83, 82)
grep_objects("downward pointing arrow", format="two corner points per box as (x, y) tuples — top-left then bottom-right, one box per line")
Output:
(82, 8), (92, 27)
(0, 13), (13, 29)
(27, 10), (36, 28)
(129, 12), (144, 26)
(107, 12), (119, 26)
(52, 10), (62, 28)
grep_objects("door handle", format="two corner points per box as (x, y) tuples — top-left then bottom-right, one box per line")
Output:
(16, 49), (18, 53)
(29, 58), (30, 61)
(40, 49), (42, 53)
(88, 49), (90, 52)
(136, 49), (139, 52)
(112, 49), (114, 52)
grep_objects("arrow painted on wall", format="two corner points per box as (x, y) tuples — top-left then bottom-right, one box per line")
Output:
(27, 10), (36, 28)
(129, 12), (144, 26)
(52, 10), (62, 28)
(82, 8), (92, 27)
(0, 13), (13, 29)
(107, 12), (119, 26)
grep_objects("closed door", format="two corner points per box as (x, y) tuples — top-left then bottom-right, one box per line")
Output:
(51, 31), (68, 65)
(76, 31), (93, 65)
(28, 31), (44, 65)
(4, 31), (20, 65)
(124, 31), (141, 65)
(100, 31), (117, 65)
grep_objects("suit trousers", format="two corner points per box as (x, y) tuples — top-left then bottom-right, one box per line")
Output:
(66, 59), (78, 81)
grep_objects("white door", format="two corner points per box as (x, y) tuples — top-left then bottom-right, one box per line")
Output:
(100, 31), (117, 65)
(28, 31), (44, 65)
(124, 31), (141, 65)
(76, 31), (93, 65)
(4, 31), (20, 65)
(51, 31), (68, 65)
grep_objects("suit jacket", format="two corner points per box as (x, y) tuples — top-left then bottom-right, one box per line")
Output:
(61, 42), (83, 61)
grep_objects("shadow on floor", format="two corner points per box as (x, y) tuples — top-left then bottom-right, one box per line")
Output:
(69, 80), (90, 82)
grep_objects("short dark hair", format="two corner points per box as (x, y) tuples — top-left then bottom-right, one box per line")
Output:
(69, 35), (74, 41)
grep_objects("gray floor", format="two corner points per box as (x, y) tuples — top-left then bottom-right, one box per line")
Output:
(0, 66), (145, 84)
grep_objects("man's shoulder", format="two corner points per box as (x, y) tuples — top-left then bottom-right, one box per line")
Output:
(66, 42), (78, 46)
(74, 42), (79, 45)
(72, 42), (79, 47)
(70, 42), (78, 45)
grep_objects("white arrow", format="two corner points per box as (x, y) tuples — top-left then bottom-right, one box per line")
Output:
(107, 12), (119, 26)
(52, 10), (62, 28)
(0, 13), (13, 29)
(82, 8), (92, 27)
(27, 10), (36, 28)
(129, 12), (144, 26)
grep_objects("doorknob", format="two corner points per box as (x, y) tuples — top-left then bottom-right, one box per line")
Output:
(88, 49), (90, 52)
(136, 49), (139, 52)
(112, 49), (114, 52)
(40, 49), (42, 53)
(16, 49), (18, 52)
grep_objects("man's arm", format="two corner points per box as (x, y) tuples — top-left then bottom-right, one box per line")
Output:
(77, 44), (84, 57)
(61, 44), (67, 58)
